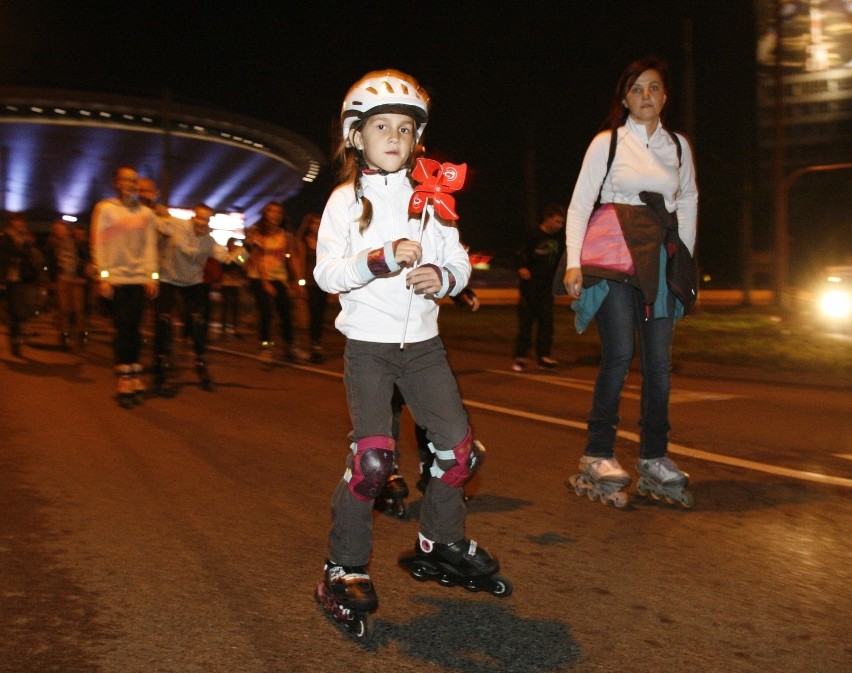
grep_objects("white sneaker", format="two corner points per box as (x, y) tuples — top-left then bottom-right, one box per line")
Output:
(512, 357), (527, 372)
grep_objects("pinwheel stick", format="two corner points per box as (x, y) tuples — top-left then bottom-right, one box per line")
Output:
(400, 200), (430, 348)
(400, 158), (466, 348)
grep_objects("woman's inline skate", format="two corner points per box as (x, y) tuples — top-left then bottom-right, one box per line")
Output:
(636, 456), (694, 508)
(398, 534), (512, 597)
(315, 561), (377, 641)
(567, 456), (631, 508)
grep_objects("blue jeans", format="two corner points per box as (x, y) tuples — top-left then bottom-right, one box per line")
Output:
(328, 336), (470, 566)
(586, 280), (675, 460)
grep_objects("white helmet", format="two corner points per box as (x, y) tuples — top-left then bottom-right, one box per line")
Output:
(341, 69), (430, 142)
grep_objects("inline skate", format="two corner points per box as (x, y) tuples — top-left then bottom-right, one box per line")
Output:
(115, 364), (135, 409)
(636, 457), (694, 508)
(373, 468), (409, 519)
(567, 456), (631, 508)
(314, 561), (377, 641)
(152, 355), (177, 398)
(195, 358), (214, 392)
(130, 363), (146, 404)
(399, 535), (512, 597)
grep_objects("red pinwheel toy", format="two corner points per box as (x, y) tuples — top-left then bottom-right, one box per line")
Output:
(408, 158), (467, 221)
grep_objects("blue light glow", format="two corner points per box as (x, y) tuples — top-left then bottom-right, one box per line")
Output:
(0, 89), (325, 226)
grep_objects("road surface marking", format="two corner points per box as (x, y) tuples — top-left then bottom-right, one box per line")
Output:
(491, 371), (742, 404)
(213, 351), (845, 487)
(834, 454), (852, 461)
(462, 398), (852, 489)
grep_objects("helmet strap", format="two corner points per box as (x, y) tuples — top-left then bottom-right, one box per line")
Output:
(355, 151), (389, 177)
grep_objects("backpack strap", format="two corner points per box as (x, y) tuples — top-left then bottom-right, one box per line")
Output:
(665, 128), (683, 168)
(600, 126), (682, 200)
(594, 129), (619, 208)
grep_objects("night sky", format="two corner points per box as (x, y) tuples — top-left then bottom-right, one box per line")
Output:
(0, 1), (783, 282)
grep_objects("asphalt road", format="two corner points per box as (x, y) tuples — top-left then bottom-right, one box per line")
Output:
(1, 315), (850, 673)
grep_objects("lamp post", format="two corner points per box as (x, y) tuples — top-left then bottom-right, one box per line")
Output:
(774, 162), (852, 307)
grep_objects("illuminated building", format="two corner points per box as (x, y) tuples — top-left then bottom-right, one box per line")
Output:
(0, 87), (325, 233)
(755, 0), (852, 170)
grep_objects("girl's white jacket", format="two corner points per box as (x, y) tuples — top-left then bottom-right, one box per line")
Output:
(314, 170), (471, 344)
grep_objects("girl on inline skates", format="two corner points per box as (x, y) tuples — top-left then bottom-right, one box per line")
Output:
(562, 56), (698, 508)
(313, 69), (509, 638)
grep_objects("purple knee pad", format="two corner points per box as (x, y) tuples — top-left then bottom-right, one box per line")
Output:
(434, 427), (483, 488)
(346, 435), (395, 502)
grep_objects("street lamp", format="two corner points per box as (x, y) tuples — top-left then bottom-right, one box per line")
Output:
(774, 162), (852, 308)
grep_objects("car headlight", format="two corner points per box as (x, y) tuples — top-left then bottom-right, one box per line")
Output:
(819, 289), (852, 319)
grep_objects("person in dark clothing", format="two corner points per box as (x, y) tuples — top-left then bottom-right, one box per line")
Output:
(0, 212), (40, 356)
(512, 203), (566, 371)
(218, 237), (247, 339)
(296, 212), (327, 363)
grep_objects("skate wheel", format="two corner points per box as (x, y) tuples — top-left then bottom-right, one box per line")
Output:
(568, 474), (587, 497)
(349, 613), (375, 640)
(410, 565), (431, 582)
(610, 491), (629, 509)
(678, 489), (695, 509)
(490, 576), (513, 598)
(586, 489), (599, 502)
